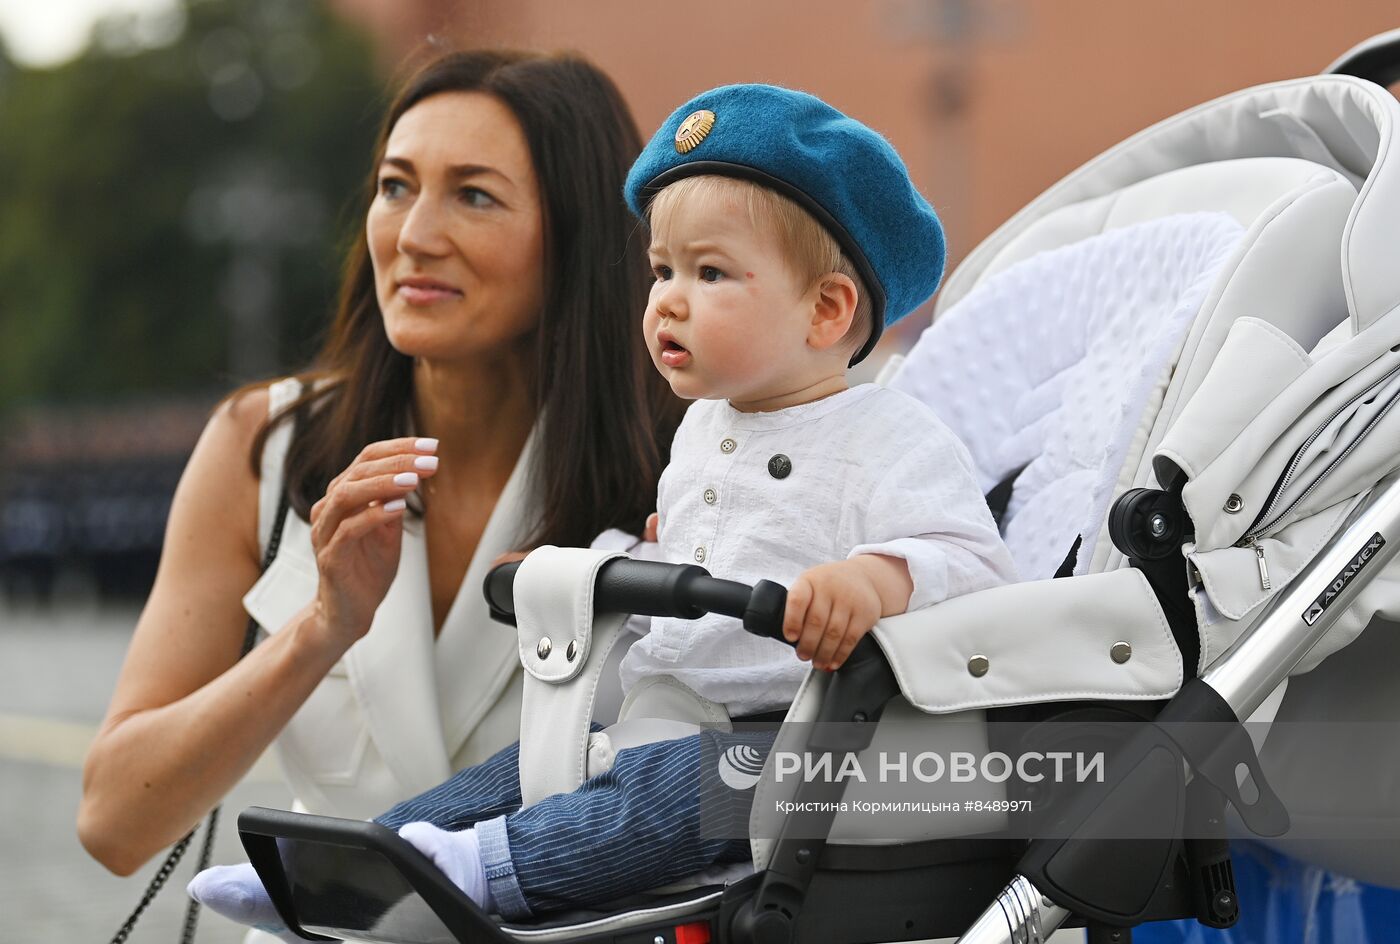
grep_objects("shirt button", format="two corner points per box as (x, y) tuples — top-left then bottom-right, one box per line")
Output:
(703, 488), (718, 505)
(768, 454), (792, 479)
(720, 438), (737, 454)
(694, 546), (707, 563)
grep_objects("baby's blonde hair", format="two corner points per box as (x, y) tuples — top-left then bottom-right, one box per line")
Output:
(649, 175), (872, 355)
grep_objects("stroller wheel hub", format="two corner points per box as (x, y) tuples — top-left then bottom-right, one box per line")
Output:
(1108, 487), (1189, 559)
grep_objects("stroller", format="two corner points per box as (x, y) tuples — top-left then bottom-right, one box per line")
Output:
(237, 31), (1400, 944)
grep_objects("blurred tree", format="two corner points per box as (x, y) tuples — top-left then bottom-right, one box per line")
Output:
(0, 0), (380, 416)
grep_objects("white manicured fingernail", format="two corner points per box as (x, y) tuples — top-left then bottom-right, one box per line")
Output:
(415, 438), (438, 453)
(384, 498), (407, 513)
(393, 472), (418, 487)
(414, 455), (439, 471)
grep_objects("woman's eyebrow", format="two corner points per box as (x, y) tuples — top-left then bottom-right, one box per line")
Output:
(378, 157), (511, 185)
(380, 156), (416, 174)
(448, 163), (511, 183)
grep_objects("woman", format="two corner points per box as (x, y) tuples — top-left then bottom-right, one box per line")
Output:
(77, 49), (682, 878)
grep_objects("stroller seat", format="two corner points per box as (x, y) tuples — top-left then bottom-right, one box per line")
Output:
(239, 46), (1400, 944)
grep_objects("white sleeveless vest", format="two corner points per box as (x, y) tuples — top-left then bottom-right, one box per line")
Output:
(240, 378), (529, 820)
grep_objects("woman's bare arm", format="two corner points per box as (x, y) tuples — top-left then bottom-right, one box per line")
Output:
(77, 389), (343, 874)
(79, 385), (444, 874)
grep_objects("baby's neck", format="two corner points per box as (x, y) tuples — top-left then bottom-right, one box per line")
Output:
(728, 374), (849, 413)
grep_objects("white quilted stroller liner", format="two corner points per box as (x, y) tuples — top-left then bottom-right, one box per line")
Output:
(239, 40), (1400, 944)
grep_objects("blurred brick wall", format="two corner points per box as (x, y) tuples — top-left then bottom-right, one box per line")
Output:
(330, 0), (1396, 261)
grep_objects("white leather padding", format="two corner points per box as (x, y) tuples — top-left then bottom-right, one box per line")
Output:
(1153, 316), (1314, 501)
(872, 568), (1183, 714)
(618, 673), (733, 726)
(584, 719), (708, 780)
(1167, 338), (1400, 556)
(1188, 495), (1363, 667)
(581, 676), (735, 781)
(937, 77), (1400, 338)
(513, 546), (628, 807)
(515, 546), (622, 684)
(973, 159), (1349, 324)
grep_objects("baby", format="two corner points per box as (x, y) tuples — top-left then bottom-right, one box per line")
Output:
(191, 83), (1016, 934)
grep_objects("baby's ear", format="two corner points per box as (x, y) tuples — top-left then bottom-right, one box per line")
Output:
(807, 272), (859, 352)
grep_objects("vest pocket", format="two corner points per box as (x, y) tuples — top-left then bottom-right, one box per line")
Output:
(244, 544), (366, 782)
(279, 673), (370, 785)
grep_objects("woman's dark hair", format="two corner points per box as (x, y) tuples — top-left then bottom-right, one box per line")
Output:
(244, 49), (682, 548)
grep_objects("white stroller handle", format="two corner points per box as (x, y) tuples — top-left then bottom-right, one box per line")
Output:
(957, 468), (1400, 944)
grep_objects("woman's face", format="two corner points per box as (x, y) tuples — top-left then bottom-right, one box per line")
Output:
(367, 91), (545, 363)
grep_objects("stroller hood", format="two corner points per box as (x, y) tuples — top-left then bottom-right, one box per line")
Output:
(938, 75), (1400, 337)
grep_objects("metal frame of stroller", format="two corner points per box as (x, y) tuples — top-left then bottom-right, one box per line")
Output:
(237, 32), (1400, 944)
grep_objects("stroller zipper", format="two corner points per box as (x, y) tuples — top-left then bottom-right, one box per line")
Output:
(1249, 539), (1271, 591)
(1239, 365), (1400, 551)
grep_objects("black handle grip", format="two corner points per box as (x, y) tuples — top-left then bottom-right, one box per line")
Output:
(483, 558), (791, 646)
(484, 560), (523, 626)
(1326, 29), (1400, 86)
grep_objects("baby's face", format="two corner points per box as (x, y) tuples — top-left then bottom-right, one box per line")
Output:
(645, 192), (817, 408)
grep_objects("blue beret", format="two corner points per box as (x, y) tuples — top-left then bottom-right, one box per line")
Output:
(625, 84), (945, 364)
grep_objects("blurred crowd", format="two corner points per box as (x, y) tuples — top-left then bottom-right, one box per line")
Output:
(1, 399), (210, 600)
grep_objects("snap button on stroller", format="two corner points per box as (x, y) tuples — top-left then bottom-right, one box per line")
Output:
(238, 32), (1400, 944)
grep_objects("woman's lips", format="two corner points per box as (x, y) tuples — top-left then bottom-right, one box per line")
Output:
(396, 281), (462, 305)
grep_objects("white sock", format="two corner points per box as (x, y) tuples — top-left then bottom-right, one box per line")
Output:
(397, 822), (493, 913)
(187, 863), (306, 942)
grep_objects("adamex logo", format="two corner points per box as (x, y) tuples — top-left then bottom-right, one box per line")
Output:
(1303, 533), (1385, 626)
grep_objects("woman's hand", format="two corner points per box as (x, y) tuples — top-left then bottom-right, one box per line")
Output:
(308, 437), (440, 648)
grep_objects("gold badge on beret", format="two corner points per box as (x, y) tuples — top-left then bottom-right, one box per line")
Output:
(674, 109), (716, 154)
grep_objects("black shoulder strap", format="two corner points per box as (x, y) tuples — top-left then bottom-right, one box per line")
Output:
(240, 489), (292, 656)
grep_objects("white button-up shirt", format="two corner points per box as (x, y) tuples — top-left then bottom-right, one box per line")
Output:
(620, 384), (1018, 716)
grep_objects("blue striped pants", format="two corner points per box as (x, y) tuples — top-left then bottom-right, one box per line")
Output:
(376, 729), (776, 919)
